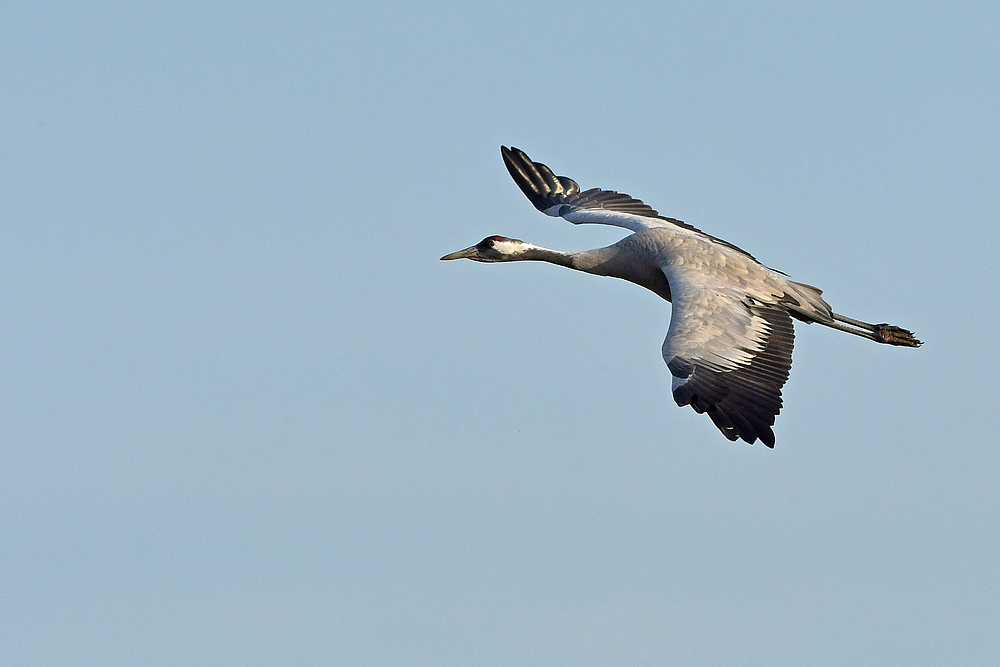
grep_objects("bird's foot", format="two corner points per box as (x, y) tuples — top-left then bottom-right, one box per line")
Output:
(873, 324), (922, 347)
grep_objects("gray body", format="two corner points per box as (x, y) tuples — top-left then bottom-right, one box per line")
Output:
(442, 147), (921, 447)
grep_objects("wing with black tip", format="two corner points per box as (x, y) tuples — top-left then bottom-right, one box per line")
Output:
(661, 278), (795, 447)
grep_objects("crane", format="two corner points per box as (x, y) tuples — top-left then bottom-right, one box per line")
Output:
(441, 146), (922, 447)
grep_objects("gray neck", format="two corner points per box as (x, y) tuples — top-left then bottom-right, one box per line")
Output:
(517, 245), (619, 273)
(514, 243), (672, 302)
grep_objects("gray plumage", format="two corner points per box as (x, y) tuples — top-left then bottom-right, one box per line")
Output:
(441, 147), (922, 448)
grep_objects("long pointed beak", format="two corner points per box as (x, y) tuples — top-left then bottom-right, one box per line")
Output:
(440, 245), (479, 261)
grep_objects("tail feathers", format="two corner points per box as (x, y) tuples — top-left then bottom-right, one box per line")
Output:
(783, 280), (834, 322)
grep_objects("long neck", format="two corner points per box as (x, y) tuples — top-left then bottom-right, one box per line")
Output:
(515, 244), (619, 274)
(513, 242), (672, 302)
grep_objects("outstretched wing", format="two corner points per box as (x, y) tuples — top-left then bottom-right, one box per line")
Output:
(660, 275), (795, 447)
(501, 147), (755, 257)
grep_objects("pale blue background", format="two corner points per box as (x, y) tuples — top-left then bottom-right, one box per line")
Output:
(2, 1), (998, 664)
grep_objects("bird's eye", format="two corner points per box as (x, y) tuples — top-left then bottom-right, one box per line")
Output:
(488, 239), (496, 247)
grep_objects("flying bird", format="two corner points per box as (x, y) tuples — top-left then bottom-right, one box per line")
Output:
(442, 147), (921, 447)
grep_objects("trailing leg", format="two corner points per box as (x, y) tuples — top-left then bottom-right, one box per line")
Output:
(827, 313), (923, 347)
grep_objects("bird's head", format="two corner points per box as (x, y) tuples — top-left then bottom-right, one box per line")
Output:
(440, 235), (530, 262)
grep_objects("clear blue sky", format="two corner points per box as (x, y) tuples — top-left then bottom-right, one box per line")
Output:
(2, 1), (998, 664)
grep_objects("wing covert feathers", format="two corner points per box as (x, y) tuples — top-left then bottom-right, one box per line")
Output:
(666, 300), (794, 448)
